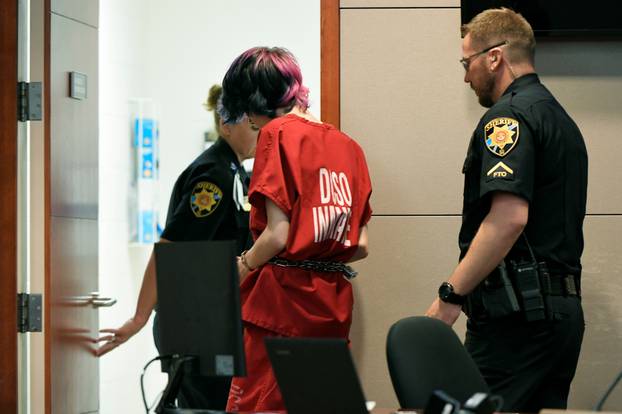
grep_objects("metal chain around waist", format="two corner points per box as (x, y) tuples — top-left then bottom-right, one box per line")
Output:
(268, 257), (358, 279)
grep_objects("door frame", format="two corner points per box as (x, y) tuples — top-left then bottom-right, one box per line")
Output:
(320, 0), (340, 128)
(0, 1), (51, 412)
(0, 0), (19, 412)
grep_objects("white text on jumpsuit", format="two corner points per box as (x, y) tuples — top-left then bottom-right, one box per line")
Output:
(312, 168), (353, 246)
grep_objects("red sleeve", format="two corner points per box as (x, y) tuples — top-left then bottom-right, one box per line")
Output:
(356, 144), (373, 226)
(248, 127), (295, 217)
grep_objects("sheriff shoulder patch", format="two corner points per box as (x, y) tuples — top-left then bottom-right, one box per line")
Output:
(484, 117), (519, 157)
(486, 161), (514, 181)
(190, 181), (223, 218)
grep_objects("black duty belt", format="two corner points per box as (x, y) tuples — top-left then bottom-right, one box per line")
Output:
(268, 257), (358, 280)
(543, 273), (580, 297)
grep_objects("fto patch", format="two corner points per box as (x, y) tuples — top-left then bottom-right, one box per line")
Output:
(484, 117), (519, 157)
(486, 161), (514, 181)
(190, 181), (223, 217)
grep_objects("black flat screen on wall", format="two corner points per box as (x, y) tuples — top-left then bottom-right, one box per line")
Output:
(461, 1), (622, 37)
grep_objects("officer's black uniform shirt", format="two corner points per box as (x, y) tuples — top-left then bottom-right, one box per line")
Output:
(460, 74), (588, 275)
(161, 138), (251, 253)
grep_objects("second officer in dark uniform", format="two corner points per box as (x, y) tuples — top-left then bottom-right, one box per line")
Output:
(425, 8), (588, 412)
(160, 84), (255, 253)
(96, 84), (258, 410)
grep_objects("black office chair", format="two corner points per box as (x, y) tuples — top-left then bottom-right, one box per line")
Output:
(386, 316), (489, 409)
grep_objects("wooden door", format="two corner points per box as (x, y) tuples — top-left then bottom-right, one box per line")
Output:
(48, 0), (100, 412)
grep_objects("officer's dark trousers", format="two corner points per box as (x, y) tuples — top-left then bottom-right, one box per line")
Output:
(464, 296), (584, 412)
(152, 313), (231, 410)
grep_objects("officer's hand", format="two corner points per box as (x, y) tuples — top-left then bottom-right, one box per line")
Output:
(425, 298), (462, 326)
(96, 318), (144, 357)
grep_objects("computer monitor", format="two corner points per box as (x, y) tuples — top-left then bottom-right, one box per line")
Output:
(154, 240), (246, 378)
(265, 337), (369, 414)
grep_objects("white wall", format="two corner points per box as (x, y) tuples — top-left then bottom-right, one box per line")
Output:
(99, 1), (165, 413)
(98, 1), (320, 412)
(146, 0), (321, 216)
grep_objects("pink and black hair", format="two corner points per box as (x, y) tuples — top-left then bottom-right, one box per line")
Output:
(220, 47), (309, 124)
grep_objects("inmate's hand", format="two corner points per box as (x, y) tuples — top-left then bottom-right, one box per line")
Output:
(425, 298), (462, 326)
(96, 317), (144, 357)
(237, 256), (250, 283)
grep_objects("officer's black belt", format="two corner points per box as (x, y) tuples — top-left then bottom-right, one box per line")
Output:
(544, 273), (580, 297)
(268, 257), (358, 279)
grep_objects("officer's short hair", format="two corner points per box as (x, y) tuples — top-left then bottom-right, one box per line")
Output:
(461, 7), (535, 66)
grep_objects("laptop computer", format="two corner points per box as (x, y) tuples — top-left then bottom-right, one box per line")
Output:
(265, 337), (370, 414)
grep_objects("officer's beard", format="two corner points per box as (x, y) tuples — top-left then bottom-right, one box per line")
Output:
(477, 74), (496, 108)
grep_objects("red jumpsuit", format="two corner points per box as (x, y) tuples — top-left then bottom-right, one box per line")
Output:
(227, 114), (372, 412)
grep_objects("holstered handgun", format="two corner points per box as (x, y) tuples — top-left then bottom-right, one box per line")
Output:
(538, 261), (554, 320)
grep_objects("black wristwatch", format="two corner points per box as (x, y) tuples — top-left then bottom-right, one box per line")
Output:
(438, 282), (466, 306)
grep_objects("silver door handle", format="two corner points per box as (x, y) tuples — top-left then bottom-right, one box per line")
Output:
(92, 297), (117, 307)
(88, 291), (117, 308)
(62, 291), (117, 308)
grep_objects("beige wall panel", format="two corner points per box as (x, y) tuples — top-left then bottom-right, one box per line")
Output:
(341, 8), (482, 215)
(537, 41), (622, 214)
(342, 10), (622, 216)
(341, 0), (459, 7)
(51, 14), (98, 219)
(569, 215), (622, 409)
(350, 216), (466, 407)
(51, 0), (98, 27)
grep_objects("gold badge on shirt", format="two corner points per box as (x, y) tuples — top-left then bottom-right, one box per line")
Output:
(484, 117), (519, 157)
(243, 195), (251, 212)
(190, 181), (223, 217)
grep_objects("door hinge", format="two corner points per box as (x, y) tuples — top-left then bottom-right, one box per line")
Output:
(17, 293), (43, 333)
(18, 81), (43, 122)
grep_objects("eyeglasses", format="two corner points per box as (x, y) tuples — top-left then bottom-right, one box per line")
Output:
(459, 41), (508, 71)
